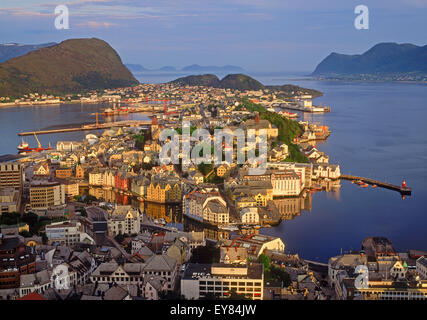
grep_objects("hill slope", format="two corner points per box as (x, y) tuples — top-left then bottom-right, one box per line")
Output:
(169, 73), (262, 90)
(0, 38), (138, 96)
(170, 73), (322, 96)
(181, 64), (245, 73)
(312, 42), (427, 76)
(0, 43), (56, 63)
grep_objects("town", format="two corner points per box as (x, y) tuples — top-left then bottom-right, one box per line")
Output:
(0, 82), (425, 301)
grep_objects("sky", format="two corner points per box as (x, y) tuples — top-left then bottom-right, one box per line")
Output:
(0, 0), (426, 72)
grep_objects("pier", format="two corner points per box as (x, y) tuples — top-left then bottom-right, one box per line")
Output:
(340, 174), (412, 195)
(18, 119), (152, 136)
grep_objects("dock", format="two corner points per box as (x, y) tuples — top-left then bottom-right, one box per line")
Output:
(18, 119), (152, 136)
(340, 174), (412, 195)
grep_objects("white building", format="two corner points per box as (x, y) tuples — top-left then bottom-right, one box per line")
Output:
(89, 171), (103, 186)
(181, 263), (264, 300)
(240, 207), (259, 225)
(45, 221), (95, 246)
(183, 188), (229, 225)
(417, 257), (427, 280)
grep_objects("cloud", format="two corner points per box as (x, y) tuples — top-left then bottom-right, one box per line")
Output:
(76, 20), (118, 28)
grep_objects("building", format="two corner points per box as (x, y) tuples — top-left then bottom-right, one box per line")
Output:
(56, 141), (82, 152)
(146, 180), (181, 203)
(90, 262), (145, 287)
(313, 164), (341, 180)
(0, 188), (20, 215)
(223, 234), (285, 259)
(33, 163), (50, 177)
(342, 279), (427, 300)
(89, 171), (103, 186)
(55, 168), (73, 179)
(63, 181), (79, 199)
(142, 254), (178, 291)
(216, 164), (230, 177)
(181, 262), (264, 300)
(241, 169), (302, 197)
(417, 256), (427, 280)
(45, 221), (95, 246)
(143, 275), (167, 300)
(243, 115), (278, 139)
(82, 206), (108, 244)
(0, 234), (36, 289)
(240, 207), (259, 225)
(29, 181), (65, 211)
(75, 165), (85, 179)
(220, 247), (247, 265)
(108, 206), (142, 236)
(183, 188), (229, 225)
(0, 162), (23, 190)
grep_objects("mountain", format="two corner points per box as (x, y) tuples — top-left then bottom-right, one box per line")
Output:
(158, 66), (176, 72)
(0, 38), (138, 96)
(126, 64), (177, 73)
(181, 64), (245, 73)
(170, 74), (220, 87)
(0, 42), (56, 63)
(312, 42), (427, 76)
(170, 73), (322, 96)
(125, 64), (150, 72)
(219, 73), (263, 90)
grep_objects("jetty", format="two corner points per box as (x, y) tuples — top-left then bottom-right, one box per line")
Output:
(18, 119), (152, 136)
(340, 174), (412, 195)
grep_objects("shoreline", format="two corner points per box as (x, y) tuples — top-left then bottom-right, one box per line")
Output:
(0, 100), (109, 109)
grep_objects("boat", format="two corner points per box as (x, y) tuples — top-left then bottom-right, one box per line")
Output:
(103, 107), (115, 116)
(311, 184), (323, 191)
(18, 133), (52, 153)
(361, 184), (369, 188)
(17, 138), (29, 151)
(372, 184), (377, 188)
(219, 225), (239, 232)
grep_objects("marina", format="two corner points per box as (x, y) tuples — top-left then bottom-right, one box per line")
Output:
(340, 174), (412, 195)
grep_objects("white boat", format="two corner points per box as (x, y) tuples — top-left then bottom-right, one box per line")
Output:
(219, 225), (239, 231)
(17, 138), (29, 151)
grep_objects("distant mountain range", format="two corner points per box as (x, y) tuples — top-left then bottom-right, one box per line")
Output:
(169, 73), (322, 97)
(126, 63), (244, 73)
(0, 38), (138, 96)
(0, 42), (56, 63)
(312, 42), (427, 79)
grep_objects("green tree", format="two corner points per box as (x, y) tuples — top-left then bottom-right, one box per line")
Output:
(258, 254), (271, 272)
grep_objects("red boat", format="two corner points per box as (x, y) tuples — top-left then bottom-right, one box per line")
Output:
(18, 133), (52, 153)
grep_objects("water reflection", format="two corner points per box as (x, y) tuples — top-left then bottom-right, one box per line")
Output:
(84, 184), (341, 243)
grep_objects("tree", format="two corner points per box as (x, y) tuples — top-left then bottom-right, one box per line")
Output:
(0, 212), (20, 225)
(258, 254), (271, 272)
(226, 288), (250, 300)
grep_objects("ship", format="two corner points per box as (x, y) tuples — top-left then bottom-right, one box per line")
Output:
(18, 133), (52, 153)
(17, 138), (29, 151)
(103, 105), (129, 116)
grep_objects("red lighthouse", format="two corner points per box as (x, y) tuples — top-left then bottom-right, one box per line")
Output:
(402, 180), (407, 188)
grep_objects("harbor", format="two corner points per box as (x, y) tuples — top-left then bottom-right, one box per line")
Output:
(340, 174), (412, 195)
(17, 119), (152, 136)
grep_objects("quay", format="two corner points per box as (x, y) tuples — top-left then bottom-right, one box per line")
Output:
(17, 119), (152, 136)
(340, 174), (412, 195)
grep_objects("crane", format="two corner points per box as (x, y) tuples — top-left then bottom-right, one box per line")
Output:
(33, 132), (42, 149)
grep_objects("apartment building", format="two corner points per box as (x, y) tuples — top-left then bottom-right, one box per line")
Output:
(181, 262), (264, 300)
(0, 187), (20, 214)
(45, 221), (95, 246)
(183, 189), (229, 225)
(417, 256), (427, 280)
(0, 162), (23, 190)
(30, 181), (65, 211)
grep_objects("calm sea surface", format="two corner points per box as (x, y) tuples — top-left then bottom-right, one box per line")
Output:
(0, 73), (426, 262)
